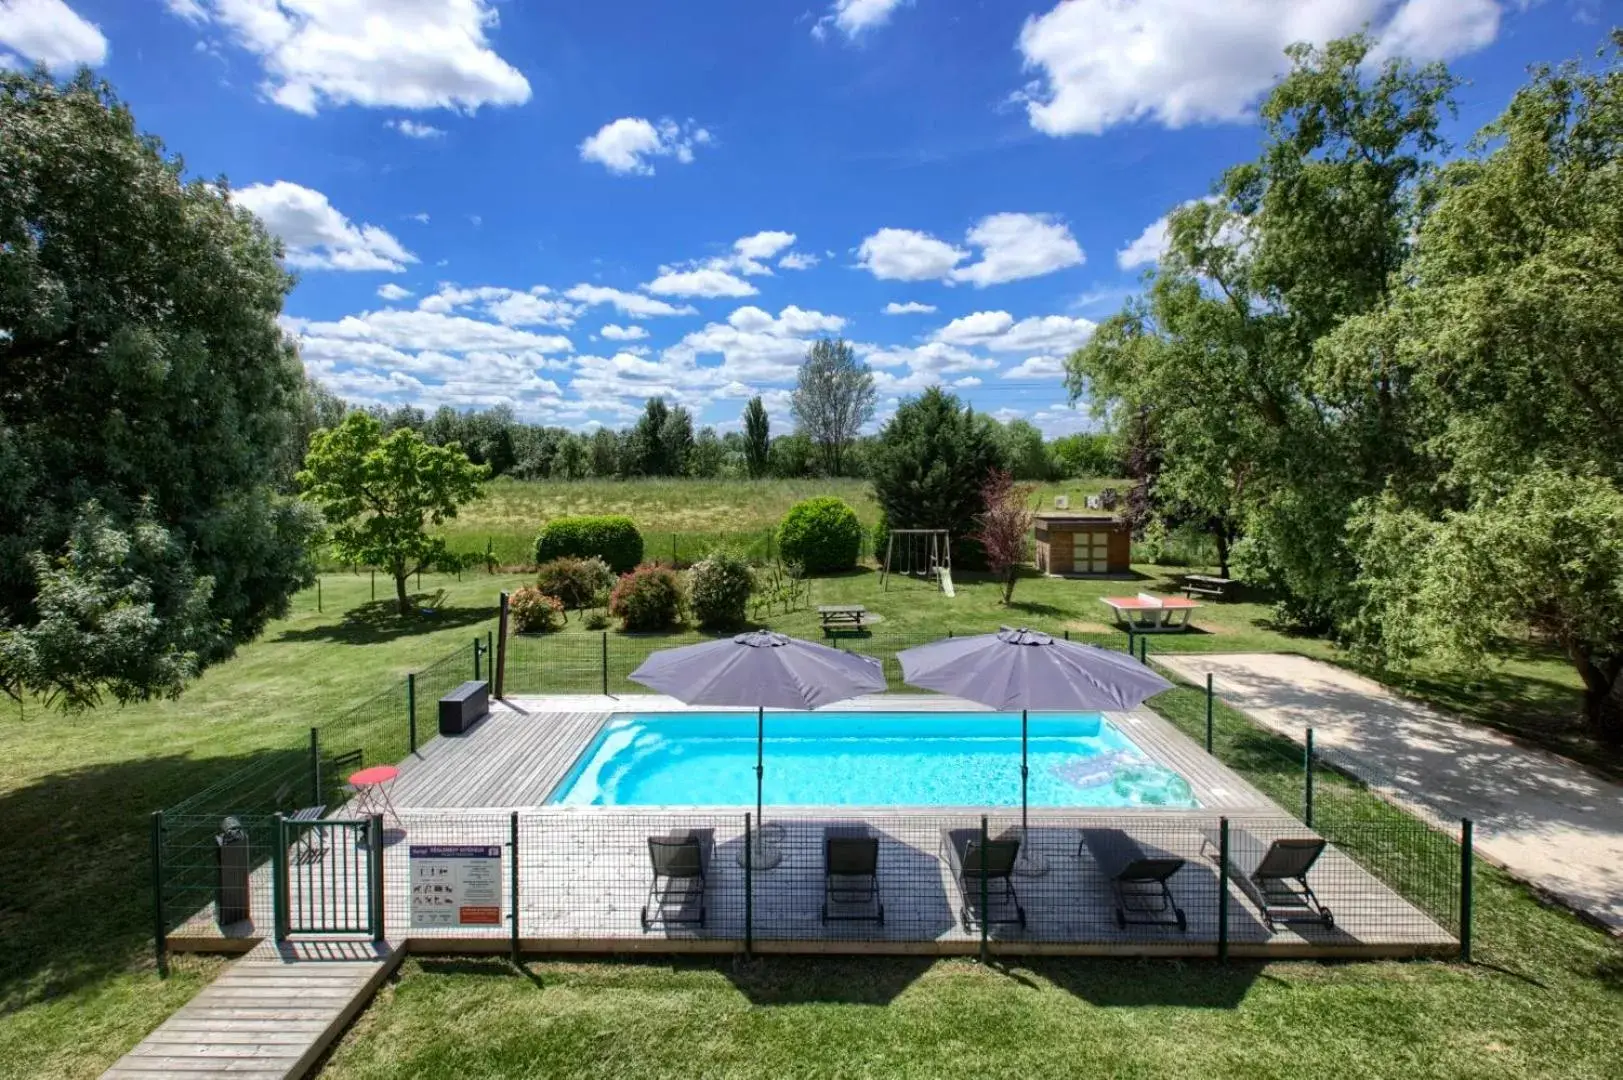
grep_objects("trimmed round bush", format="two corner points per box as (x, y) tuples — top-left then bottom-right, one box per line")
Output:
(534, 514), (643, 574)
(609, 564), (686, 632)
(535, 556), (615, 612)
(777, 496), (864, 574)
(509, 586), (564, 634)
(688, 550), (754, 630)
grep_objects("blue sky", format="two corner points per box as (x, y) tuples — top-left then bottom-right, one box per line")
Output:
(0, 1), (1608, 435)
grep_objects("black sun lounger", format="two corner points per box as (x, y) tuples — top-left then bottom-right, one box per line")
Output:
(1079, 828), (1188, 931)
(942, 827), (1025, 931)
(1205, 828), (1331, 930)
(641, 829), (713, 930)
(822, 826), (884, 925)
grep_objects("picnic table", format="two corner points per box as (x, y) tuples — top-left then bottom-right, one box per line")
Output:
(818, 604), (869, 634)
(1181, 574), (1236, 600)
(1100, 593), (1200, 633)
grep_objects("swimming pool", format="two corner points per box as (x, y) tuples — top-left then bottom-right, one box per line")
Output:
(548, 711), (1200, 809)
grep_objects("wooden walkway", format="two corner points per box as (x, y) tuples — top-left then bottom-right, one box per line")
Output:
(102, 941), (401, 1080)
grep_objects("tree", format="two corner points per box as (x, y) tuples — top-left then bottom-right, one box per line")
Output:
(298, 413), (490, 615)
(996, 419), (1052, 481)
(1066, 35), (1453, 626)
(1049, 432), (1118, 478)
(768, 432), (816, 478)
(659, 404), (695, 477)
(0, 70), (320, 708)
(690, 427), (725, 479)
(1334, 40), (1623, 742)
(791, 338), (875, 476)
(974, 470), (1036, 604)
(589, 428), (619, 478)
(549, 435), (590, 480)
(742, 396), (771, 478)
(868, 388), (1003, 569)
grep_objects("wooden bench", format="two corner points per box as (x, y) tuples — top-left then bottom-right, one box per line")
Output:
(439, 680), (489, 735)
(818, 604), (869, 635)
(1181, 574), (1235, 600)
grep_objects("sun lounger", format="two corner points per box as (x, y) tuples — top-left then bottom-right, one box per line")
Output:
(641, 829), (713, 930)
(1204, 827), (1331, 929)
(822, 826), (883, 925)
(942, 827), (1025, 930)
(1079, 828), (1188, 931)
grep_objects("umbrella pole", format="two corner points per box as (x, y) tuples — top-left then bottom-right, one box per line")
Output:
(1016, 708), (1048, 876)
(741, 705), (782, 870)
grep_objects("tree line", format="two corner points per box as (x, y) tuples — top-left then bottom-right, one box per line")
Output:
(1067, 32), (1623, 742)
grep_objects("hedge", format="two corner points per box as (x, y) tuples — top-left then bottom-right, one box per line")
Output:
(777, 496), (864, 574)
(534, 515), (643, 574)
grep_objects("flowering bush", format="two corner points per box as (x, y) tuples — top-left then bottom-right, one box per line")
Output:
(535, 556), (615, 614)
(608, 564), (686, 631)
(688, 550), (753, 630)
(509, 586), (564, 633)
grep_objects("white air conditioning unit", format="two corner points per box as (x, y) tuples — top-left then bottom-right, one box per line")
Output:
(1085, 495), (1101, 510)
(1054, 495), (1069, 509)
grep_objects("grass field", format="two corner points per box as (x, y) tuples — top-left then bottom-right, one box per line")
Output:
(1, 478), (1616, 1078)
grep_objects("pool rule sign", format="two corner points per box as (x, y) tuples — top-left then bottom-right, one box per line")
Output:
(409, 845), (502, 928)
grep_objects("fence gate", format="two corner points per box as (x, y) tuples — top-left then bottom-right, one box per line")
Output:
(273, 816), (385, 940)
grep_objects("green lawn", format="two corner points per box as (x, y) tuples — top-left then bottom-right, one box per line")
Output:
(1, 478), (1616, 1079)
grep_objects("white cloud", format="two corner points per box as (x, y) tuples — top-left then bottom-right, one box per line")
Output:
(0, 0), (106, 69)
(933, 311), (1016, 346)
(600, 324), (649, 341)
(169, 1), (531, 116)
(1003, 355), (1069, 380)
(416, 283), (579, 327)
(883, 301), (937, 315)
(857, 229), (968, 282)
(726, 305), (846, 336)
(376, 283), (413, 301)
(579, 117), (712, 176)
(858, 213), (1083, 287)
(235, 181), (416, 272)
(813, 0), (909, 41)
(1117, 197), (1248, 270)
(932, 312), (1093, 353)
(564, 284), (697, 319)
(409, 212), (430, 224)
(1016, 0), (1502, 137)
(861, 341), (998, 395)
(387, 118), (445, 139)
(733, 231), (797, 262)
(953, 376), (983, 388)
(644, 267), (758, 299)
(299, 308), (573, 354)
(778, 251), (820, 270)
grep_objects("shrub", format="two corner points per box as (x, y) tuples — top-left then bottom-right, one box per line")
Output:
(776, 496), (864, 574)
(689, 550), (754, 630)
(534, 514), (643, 574)
(535, 556), (615, 613)
(609, 564), (685, 631)
(583, 609), (610, 631)
(509, 586), (564, 633)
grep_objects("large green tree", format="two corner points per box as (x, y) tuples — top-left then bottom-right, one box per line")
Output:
(1336, 40), (1623, 742)
(742, 396), (771, 478)
(0, 70), (320, 708)
(1067, 35), (1454, 627)
(298, 413), (490, 615)
(792, 338), (875, 476)
(868, 388), (1002, 569)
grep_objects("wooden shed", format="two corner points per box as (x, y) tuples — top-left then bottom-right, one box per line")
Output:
(1033, 513), (1132, 576)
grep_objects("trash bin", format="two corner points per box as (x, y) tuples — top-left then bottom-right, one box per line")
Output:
(215, 816), (251, 927)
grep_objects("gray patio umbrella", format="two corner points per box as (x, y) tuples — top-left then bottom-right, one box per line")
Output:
(628, 630), (887, 868)
(897, 626), (1173, 873)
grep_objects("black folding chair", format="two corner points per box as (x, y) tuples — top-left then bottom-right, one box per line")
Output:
(942, 827), (1025, 930)
(822, 827), (883, 925)
(1080, 828), (1187, 931)
(641, 830), (712, 930)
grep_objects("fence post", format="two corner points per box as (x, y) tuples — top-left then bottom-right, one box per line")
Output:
(272, 813), (288, 943)
(371, 568), (375, 601)
(1459, 818), (1474, 963)
(979, 815), (990, 964)
(151, 811), (168, 977)
(474, 636), (482, 681)
(407, 674), (417, 754)
(1304, 728), (1315, 827)
(487, 630), (494, 685)
(316, 577), (322, 613)
(601, 631), (609, 696)
(1063, 629), (1069, 641)
(1217, 817), (1230, 962)
(744, 813), (754, 958)
(369, 815), (385, 943)
(1205, 673), (1214, 754)
(496, 592), (510, 698)
(309, 727), (321, 806)
(1139, 635), (1148, 663)
(509, 811), (521, 966)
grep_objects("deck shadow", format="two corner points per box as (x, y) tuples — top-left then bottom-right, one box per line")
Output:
(1016, 956), (1264, 1008)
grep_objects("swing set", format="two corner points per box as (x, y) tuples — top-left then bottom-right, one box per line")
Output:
(879, 528), (955, 596)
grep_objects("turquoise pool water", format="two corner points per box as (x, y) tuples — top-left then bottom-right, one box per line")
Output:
(548, 711), (1199, 808)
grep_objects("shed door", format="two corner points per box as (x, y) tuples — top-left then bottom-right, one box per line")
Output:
(1077, 529), (1110, 574)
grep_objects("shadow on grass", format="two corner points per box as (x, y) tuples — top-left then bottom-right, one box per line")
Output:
(722, 955), (938, 1006)
(0, 744), (310, 1014)
(1011, 957), (1262, 1008)
(274, 596), (496, 645)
